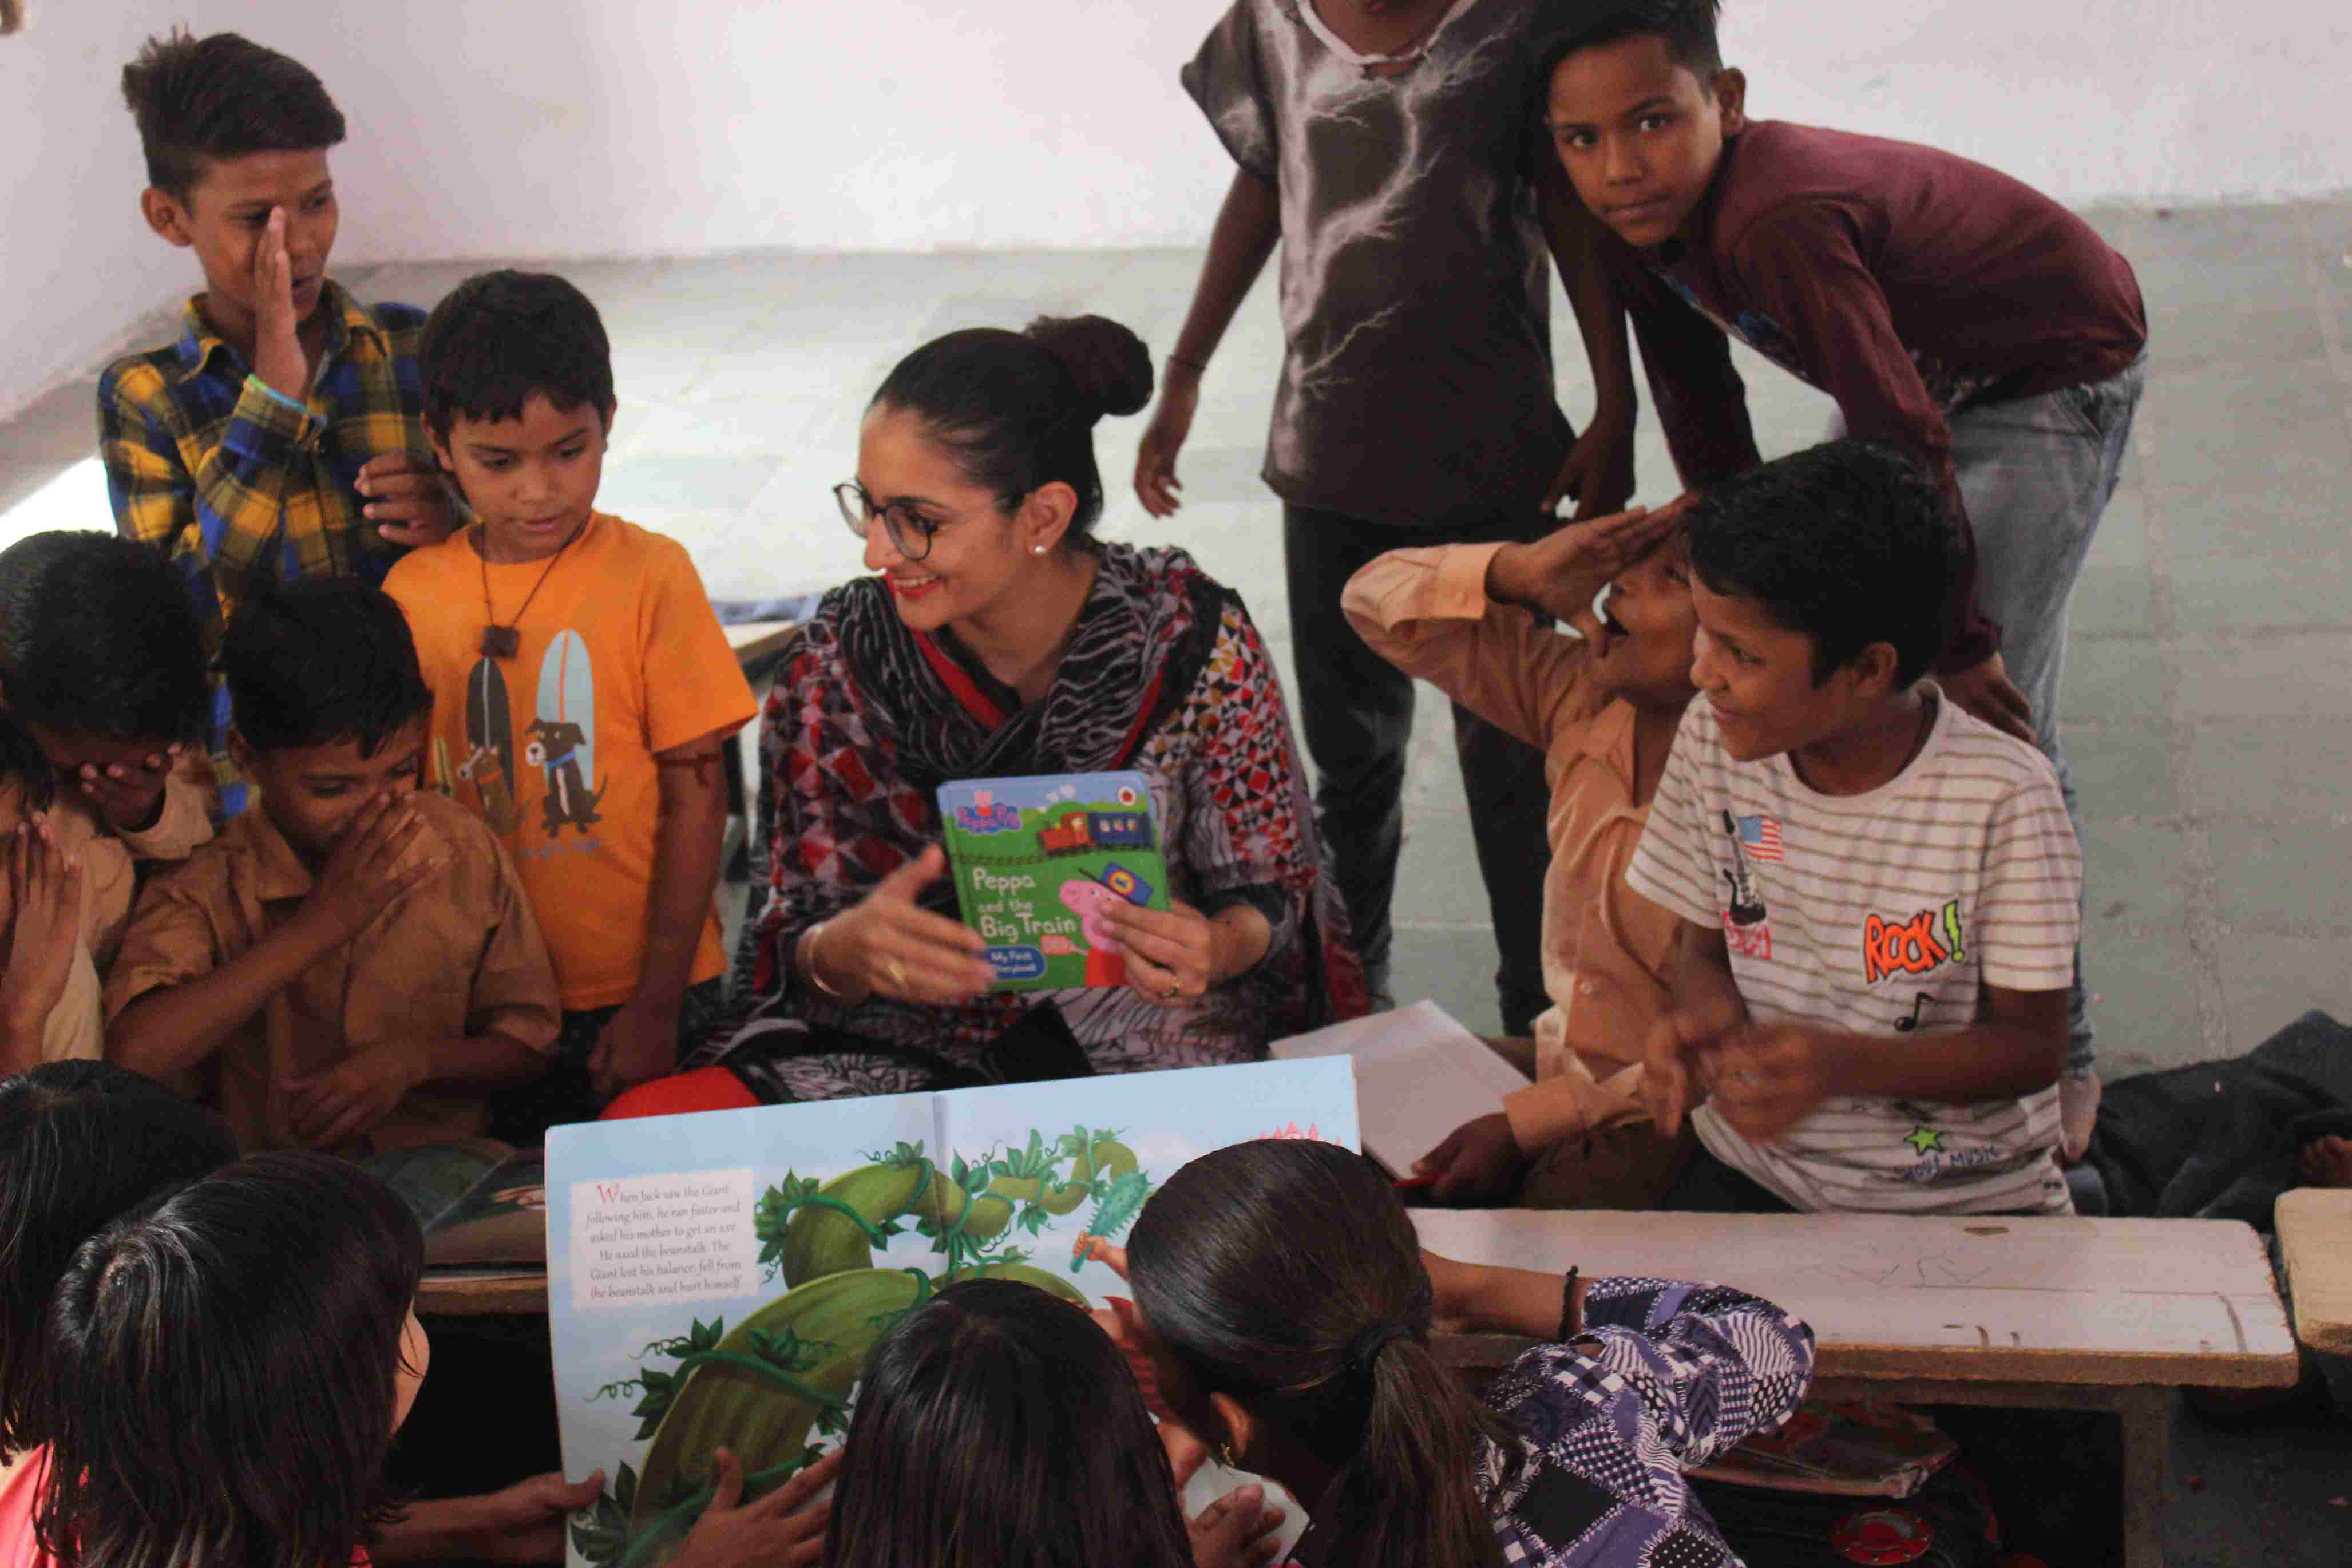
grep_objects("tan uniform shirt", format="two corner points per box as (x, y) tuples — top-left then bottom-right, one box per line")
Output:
(104, 792), (560, 1153)
(1343, 543), (1683, 1151)
(0, 765), (211, 1064)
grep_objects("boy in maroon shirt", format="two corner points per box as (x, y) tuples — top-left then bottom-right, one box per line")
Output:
(1538, 0), (2144, 1129)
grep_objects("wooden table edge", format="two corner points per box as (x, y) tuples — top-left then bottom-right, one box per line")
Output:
(418, 1272), (551, 1315)
(1433, 1331), (2303, 1390)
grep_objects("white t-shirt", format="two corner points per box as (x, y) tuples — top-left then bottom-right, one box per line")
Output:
(1626, 688), (2082, 1214)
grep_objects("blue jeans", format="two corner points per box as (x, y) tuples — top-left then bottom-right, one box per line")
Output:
(1282, 504), (1554, 1036)
(1946, 355), (2148, 1072)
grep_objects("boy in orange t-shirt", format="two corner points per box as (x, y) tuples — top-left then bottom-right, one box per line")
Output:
(384, 271), (756, 1140)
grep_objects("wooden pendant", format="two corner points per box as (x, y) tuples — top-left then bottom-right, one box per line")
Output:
(479, 624), (521, 659)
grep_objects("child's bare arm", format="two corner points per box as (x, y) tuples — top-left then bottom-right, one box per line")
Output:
(1136, 168), (1281, 518)
(284, 1028), (549, 1151)
(587, 727), (732, 1100)
(1537, 167), (1638, 518)
(1702, 986), (2068, 1145)
(109, 795), (445, 1079)
(1424, 1249), (1591, 1339)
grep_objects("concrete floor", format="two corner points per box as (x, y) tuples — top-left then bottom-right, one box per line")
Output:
(3, 201), (2349, 1558)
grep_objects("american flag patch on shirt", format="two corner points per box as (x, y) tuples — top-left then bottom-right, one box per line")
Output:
(1736, 814), (1784, 861)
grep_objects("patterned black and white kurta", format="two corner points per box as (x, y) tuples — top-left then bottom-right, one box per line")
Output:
(1182, 0), (1578, 529)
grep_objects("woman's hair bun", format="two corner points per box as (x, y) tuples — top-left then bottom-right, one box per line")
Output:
(1024, 314), (1154, 422)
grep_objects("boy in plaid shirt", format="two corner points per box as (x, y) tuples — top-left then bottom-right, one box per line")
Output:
(100, 30), (457, 813)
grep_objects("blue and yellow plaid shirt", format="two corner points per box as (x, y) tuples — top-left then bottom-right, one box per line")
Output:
(98, 280), (431, 816)
(97, 279), (431, 650)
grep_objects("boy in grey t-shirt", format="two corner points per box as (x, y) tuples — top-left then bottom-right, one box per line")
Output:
(1131, 0), (1641, 1034)
(1626, 442), (2081, 1215)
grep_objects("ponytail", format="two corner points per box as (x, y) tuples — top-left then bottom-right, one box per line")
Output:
(1128, 1141), (1510, 1568)
(1331, 1335), (1507, 1568)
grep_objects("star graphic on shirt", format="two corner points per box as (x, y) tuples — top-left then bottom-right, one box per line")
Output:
(1904, 1125), (1947, 1155)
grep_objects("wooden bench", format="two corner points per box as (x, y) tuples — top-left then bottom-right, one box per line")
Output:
(2275, 1187), (2352, 1357)
(1417, 1208), (2298, 1568)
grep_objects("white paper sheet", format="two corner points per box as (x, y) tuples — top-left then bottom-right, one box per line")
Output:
(1271, 999), (1530, 1175)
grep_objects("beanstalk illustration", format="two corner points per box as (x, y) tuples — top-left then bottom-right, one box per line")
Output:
(575, 1127), (1148, 1568)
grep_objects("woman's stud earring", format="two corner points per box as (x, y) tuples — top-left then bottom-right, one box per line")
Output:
(1032, 544), (1049, 555)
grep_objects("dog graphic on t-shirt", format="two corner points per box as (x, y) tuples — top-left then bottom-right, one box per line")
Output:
(523, 718), (606, 835)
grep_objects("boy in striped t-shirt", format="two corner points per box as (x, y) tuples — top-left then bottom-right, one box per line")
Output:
(1628, 442), (2081, 1215)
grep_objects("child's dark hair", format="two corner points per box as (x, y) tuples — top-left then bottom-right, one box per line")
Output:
(871, 316), (1153, 541)
(0, 1062), (236, 1452)
(1129, 1141), (1512, 1568)
(827, 1278), (1194, 1568)
(421, 270), (617, 443)
(219, 580), (433, 757)
(120, 30), (347, 205)
(0, 531), (209, 746)
(0, 719), (54, 813)
(1537, 0), (1724, 84)
(39, 1151), (424, 1568)
(1683, 438), (1954, 687)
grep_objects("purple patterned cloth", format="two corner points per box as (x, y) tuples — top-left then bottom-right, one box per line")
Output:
(1292, 1275), (1815, 1568)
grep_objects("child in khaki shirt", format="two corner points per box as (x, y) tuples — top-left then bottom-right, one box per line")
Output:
(0, 531), (217, 1068)
(106, 581), (560, 1153)
(1343, 504), (1696, 1206)
(0, 773), (132, 1071)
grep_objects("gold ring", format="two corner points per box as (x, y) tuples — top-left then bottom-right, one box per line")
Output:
(1162, 984), (1181, 999)
(886, 959), (908, 993)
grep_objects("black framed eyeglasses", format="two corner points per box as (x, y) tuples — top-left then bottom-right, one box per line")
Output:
(834, 481), (945, 561)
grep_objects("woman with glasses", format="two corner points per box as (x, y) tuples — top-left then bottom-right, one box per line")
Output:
(609, 315), (1363, 1114)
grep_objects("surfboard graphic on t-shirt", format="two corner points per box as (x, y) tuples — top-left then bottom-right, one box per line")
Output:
(525, 628), (605, 836)
(459, 656), (523, 835)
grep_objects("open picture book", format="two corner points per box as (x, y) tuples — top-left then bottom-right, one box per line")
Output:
(544, 1057), (1356, 1568)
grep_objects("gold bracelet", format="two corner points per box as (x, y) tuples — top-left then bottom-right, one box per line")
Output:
(802, 920), (852, 1001)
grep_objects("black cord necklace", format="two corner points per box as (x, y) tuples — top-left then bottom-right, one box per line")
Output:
(477, 522), (576, 659)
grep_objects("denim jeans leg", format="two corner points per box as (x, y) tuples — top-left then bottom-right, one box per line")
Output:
(1947, 357), (2147, 1073)
(1284, 506), (1417, 1004)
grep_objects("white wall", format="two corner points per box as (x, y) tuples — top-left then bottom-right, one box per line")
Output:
(2, 0), (215, 420)
(5, 0), (2348, 415)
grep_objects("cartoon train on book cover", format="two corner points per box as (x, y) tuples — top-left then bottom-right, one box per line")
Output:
(937, 773), (1173, 990)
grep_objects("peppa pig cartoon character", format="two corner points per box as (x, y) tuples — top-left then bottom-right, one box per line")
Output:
(1058, 877), (1131, 986)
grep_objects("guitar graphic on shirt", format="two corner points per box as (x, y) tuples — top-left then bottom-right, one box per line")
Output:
(458, 656), (523, 835)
